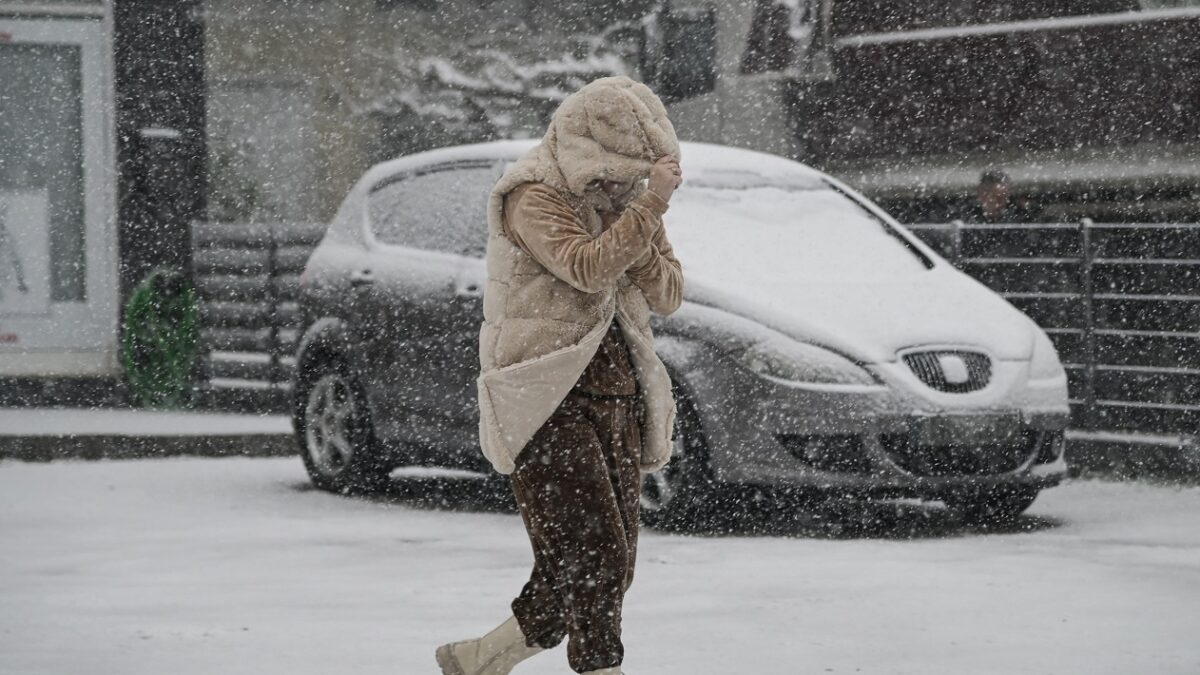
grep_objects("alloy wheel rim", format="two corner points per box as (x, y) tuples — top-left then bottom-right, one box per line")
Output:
(304, 373), (356, 478)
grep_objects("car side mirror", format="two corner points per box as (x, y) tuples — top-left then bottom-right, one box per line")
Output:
(640, 4), (718, 103)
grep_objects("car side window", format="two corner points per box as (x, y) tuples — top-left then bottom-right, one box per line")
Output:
(367, 162), (499, 256)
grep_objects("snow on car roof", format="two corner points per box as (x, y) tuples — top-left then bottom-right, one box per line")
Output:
(361, 139), (828, 186)
(332, 140), (829, 245)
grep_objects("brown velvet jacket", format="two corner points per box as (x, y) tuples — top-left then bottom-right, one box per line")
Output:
(501, 183), (682, 318)
(502, 183), (682, 399)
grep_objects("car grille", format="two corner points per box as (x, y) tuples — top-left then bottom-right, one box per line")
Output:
(879, 430), (1040, 477)
(902, 350), (991, 393)
(777, 434), (871, 474)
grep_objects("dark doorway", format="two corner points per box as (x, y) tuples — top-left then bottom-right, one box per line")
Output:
(114, 0), (208, 304)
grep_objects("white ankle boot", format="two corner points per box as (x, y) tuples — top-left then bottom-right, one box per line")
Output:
(435, 615), (545, 675)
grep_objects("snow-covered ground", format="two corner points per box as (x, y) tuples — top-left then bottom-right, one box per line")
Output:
(1, 458), (1197, 675)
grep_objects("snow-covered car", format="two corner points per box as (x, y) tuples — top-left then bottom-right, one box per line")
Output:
(292, 140), (1070, 525)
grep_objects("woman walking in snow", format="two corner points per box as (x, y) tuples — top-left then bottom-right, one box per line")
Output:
(436, 76), (685, 675)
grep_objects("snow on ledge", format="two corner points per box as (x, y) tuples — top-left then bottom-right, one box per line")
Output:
(0, 408), (291, 437)
(1066, 429), (1197, 448)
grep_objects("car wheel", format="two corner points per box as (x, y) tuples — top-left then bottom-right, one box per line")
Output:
(944, 486), (1039, 525)
(640, 393), (718, 531)
(295, 358), (390, 494)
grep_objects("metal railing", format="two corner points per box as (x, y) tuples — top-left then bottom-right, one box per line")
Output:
(907, 220), (1200, 438)
(190, 222), (325, 410)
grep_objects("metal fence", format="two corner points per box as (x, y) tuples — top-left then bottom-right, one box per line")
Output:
(190, 219), (1199, 440)
(908, 220), (1200, 439)
(190, 222), (326, 410)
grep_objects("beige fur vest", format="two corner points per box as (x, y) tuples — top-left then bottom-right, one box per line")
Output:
(476, 76), (682, 475)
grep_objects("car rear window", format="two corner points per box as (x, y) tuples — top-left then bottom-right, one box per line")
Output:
(368, 162), (498, 256)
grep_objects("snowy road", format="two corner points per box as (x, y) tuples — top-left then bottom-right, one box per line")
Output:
(1, 458), (1197, 675)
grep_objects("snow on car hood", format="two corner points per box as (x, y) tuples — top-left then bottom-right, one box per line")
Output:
(681, 271), (1035, 363)
(664, 177), (1035, 363)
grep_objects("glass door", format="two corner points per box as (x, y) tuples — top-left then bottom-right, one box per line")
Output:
(0, 16), (117, 376)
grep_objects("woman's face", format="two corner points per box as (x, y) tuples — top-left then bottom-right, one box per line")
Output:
(588, 178), (632, 195)
(600, 179), (631, 195)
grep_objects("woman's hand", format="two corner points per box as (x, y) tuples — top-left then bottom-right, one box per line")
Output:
(648, 155), (682, 203)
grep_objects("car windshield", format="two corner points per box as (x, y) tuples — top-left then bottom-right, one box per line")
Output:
(666, 169), (931, 288)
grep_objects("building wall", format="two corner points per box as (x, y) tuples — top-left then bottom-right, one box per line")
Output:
(202, 0), (657, 222)
(200, 0), (835, 223)
(668, 0), (800, 158)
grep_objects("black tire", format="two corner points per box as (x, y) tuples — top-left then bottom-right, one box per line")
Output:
(294, 357), (390, 494)
(944, 486), (1039, 525)
(639, 391), (719, 531)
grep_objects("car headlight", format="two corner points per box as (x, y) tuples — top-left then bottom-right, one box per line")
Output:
(1029, 327), (1065, 380)
(738, 339), (877, 386)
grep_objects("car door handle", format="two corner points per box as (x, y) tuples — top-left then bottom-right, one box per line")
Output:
(455, 281), (483, 299)
(350, 269), (375, 287)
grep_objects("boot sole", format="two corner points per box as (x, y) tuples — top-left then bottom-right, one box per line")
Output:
(435, 643), (467, 675)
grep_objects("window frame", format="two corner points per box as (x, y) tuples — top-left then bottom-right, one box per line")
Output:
(363, 158), (498, 257)
(831, 0), (1180, 38)
(0, 16), (119, 375)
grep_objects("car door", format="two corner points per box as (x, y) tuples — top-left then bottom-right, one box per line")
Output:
(355, 165), (468, 452)
(357, 160), (501, 463)
(427, 162), (506, 463)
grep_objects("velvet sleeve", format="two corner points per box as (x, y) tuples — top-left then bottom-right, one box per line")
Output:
(502, 183), (663, 294)
(624, 190), (684, 315)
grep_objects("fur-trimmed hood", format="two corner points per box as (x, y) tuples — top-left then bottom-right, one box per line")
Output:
(488, 76), (680, 220)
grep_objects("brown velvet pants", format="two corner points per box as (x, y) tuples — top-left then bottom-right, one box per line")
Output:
(509, 388), (644, 673)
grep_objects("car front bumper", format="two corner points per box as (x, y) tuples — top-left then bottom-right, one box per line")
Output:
(686, 351), (1070, 498)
